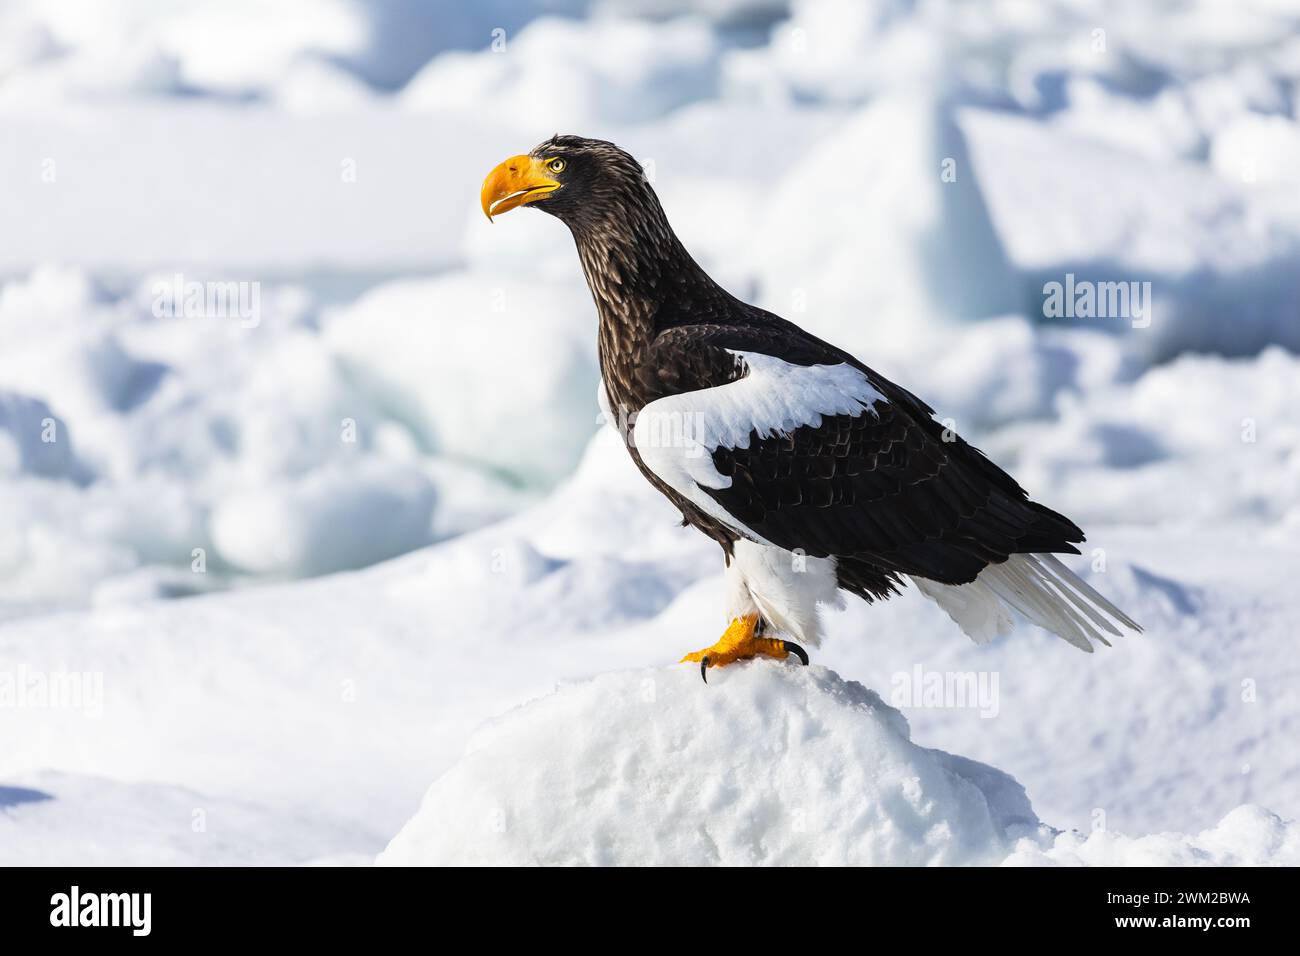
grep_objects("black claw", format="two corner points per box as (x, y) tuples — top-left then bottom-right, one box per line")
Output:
(700, 656), (710, 683)
(783, 640), (809, 666)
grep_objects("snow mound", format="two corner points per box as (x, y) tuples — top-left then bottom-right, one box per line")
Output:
(380, 659), (1300, 867)
(377, 664), (1043, 866)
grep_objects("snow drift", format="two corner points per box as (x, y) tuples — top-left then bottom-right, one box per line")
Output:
(377, 664), (1298, 867)
(378, 664), (1042, 866)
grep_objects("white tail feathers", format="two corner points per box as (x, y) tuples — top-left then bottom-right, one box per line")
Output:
(911, 553), (1142, 652)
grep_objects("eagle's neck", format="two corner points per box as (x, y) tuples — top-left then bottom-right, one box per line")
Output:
(569, 198), (725, 411)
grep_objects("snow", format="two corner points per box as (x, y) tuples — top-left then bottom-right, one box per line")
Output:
(0, 0), (594, 104)
(0, 772), (374, 866)
(209, 459), (436, 577)
(322, 272), (600, 486)
(401, 17), (722, 127)
(378, 665), (1041, 866)
(2, 0), (1299, 866)
(3, 420), (1298, 865)
(1005, 805), (1300, 867)
(960, 108), (1300, 360)
(1000, 347), (1300, 532)
(0, 393), (82, 481)
(0, 106), (491, 272)
(750, 93), (1017, 363)
(378, 665), (1299, 866)
(1211, 111), (1300, 186)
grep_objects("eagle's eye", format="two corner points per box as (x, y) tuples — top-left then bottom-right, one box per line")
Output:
(547, 158), (566, 173)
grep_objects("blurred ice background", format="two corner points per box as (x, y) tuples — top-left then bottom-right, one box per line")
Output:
(2, 0), (1298, 615)
(2, 0), (1299, 864)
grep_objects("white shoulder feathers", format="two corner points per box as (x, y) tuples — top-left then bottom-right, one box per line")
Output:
(632, 351), (886, 539)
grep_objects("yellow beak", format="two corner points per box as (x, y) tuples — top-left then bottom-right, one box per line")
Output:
(480, 154), (561, 221)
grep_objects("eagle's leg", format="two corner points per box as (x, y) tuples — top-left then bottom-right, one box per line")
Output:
(680, 614), (809, 683)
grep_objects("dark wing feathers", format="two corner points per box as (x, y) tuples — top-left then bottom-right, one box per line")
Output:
(635, 319), (1084, 591)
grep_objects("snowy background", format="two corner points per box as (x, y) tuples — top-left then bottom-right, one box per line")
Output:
(1, 0), (1299, 864)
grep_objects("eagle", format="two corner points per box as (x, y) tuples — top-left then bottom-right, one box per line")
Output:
(481, 136), (1140, 680)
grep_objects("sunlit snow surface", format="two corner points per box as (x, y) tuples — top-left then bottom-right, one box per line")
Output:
(1, 0), (1299, 864)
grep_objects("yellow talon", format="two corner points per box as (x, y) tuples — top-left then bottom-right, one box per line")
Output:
(680, 614), (806, 681)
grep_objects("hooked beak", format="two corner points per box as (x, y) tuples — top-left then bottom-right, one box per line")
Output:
(480, 154), (561, 221)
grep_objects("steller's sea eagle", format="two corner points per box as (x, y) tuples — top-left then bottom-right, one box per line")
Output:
(481, 136), (1140, 680)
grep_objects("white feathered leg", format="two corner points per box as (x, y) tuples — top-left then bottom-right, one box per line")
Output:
(727, 540), (844, 647)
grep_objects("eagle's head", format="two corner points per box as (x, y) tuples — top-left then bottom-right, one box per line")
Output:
(480, 135), (656, 232)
